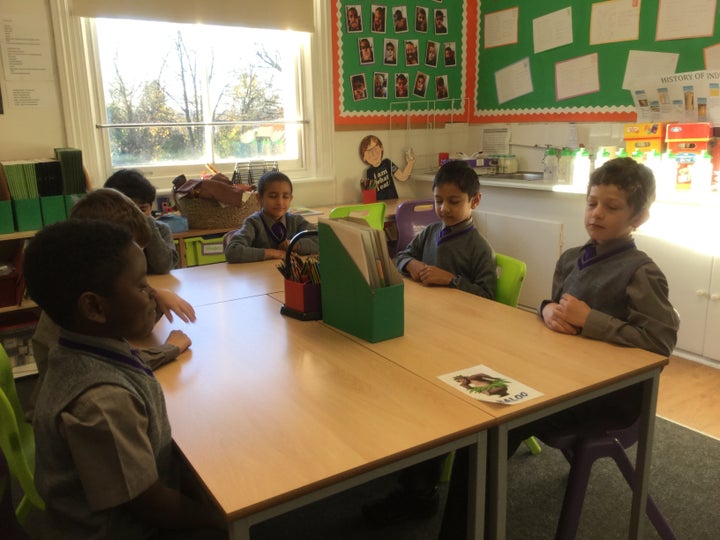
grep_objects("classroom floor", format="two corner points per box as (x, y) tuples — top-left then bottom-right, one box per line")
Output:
(656, 355), (720, 440)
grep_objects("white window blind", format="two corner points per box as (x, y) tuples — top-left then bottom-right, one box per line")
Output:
(70, 0), (315, 32)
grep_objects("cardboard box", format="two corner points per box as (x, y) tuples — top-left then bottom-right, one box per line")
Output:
(665, 122), (712, 154)
(623, 123), (665, 155)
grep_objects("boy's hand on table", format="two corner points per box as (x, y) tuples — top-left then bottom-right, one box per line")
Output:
(165, 330), (192, 354)
(155, 289), (197, 323)
(406, 260), (454, 287)
(265, 248), (287, 260)
(557, 293), (590, 329)
(542, 301), (580, 335)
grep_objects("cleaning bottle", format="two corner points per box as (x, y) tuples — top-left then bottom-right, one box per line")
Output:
(543, 148), (558, 182)
(557, 148), (574, 184)
(572, 147), (591, 187)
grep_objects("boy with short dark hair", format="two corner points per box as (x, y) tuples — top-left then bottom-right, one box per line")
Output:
(23, 220), (225, 537)
(540, 157), (678, 355)
(441, 157), (680, 539)
(395, 159), (497, 299)
(364, 160), (497, 527)
(223, 171), (318, 263)
(105, 169), (179, 273)
(526, 156), (679, 436)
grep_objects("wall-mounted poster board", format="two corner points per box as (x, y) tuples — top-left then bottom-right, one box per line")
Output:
(332, 0), (470, 127)
(332, 0), (720, 127)
(474, 0), (720, 123)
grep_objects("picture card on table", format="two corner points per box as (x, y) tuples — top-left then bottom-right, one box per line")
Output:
(438, 364), (543, 405)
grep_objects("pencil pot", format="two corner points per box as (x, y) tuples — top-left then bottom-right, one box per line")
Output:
(362, 189), (377, 204)
(280, 230), (322, 321)
(284, 280), (322, 315)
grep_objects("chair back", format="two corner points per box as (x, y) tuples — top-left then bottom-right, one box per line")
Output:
(394, 199), (438, 253)
(495, 253), (527, 308)
(0, 345), (44, 523)
(328, 202), (386, 231)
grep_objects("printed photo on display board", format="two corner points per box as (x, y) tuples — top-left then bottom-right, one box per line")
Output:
(334, 0), (466, 123)
(371, 5), (386, 33)
(346, 5), (363, 33)
(405, 39), (419, 66)
(436, 75), (449, 99)
(413, 72), (428, 98)
(358, 37), (374, 65)
(383, 38), (398, 65)
(434, 9), (448, 34)
(395, 73), (409, 98)
(425, 40), (439, 67)
(444, 42), (457, 66)
(415, 6), (428, 33)
(373, 72), (389, 98)
(393, 6), (409, 33)
(351, 74), (367, 101)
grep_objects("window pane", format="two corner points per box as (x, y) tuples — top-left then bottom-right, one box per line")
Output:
(108, 126), (206, 167)
(95, 18), (304, 167)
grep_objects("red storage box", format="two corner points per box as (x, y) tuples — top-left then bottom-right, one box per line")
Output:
(665, 122), (712, 154)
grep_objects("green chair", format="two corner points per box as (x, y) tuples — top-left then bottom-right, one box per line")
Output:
(0, 345), (45, 524)
(495, 252), (527, 309)
(494, 253), (542, 455)
(328, 202), (386, 231)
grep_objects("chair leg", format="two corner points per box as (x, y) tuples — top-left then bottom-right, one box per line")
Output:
(555, 442), (597, 540)
(523, 436), (542, 455)
(608, 440), (677, 540)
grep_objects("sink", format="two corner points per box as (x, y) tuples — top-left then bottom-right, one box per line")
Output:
(481, 171), (544, 181)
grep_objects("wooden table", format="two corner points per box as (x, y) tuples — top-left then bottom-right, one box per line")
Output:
(330, 278), (669, 539)
(144, 291), (494, 539)
(148, 260), (285, 307)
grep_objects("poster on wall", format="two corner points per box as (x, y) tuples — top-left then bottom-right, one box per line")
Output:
(628, 70), (720, 126)
(333, 0), (468, 126)
(474, 0), (720, 123)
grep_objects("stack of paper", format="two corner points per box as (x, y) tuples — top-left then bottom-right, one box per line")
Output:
(319, 217), (402, 289)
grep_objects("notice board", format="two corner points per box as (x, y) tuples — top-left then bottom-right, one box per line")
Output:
(473, 0), (720, 122)
(332, 0), (469, 127)
(331, 0), (720, 126)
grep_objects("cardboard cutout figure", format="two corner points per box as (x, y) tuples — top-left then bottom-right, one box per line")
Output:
(359, 135), (415, 200)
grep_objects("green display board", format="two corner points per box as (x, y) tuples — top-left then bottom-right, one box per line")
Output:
(333, 0), (466, 125)
(475, 1), (720, 118)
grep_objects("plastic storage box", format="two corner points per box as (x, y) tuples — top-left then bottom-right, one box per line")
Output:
(183, 235), (226, 266)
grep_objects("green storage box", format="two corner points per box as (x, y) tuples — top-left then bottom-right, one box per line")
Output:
(40, 195), (67, 225)
(184, 235), (226, 267)
(319, 222), (404, 343)
(0, 200), (13, 233)
(12, 199), (43, 232)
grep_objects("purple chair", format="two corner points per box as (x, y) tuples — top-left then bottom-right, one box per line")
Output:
(539, 418), (676, 539)
(394, 199), (438, 254)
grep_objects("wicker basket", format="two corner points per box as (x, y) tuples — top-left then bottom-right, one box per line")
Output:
(175, 193), (260, 229)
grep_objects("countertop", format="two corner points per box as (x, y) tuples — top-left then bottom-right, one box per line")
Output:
(412, 171), (584, 193)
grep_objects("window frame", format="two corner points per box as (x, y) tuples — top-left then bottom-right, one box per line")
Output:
(50, 0), (334, 190)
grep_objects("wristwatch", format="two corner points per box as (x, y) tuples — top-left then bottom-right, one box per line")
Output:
(450, 275), (461, 288)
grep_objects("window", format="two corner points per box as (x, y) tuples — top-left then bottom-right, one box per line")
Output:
(51, 0), (333, 188)
(95, 19), (306, 169)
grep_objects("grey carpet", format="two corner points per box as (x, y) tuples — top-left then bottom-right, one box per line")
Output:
(251, 416), (720, 539)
